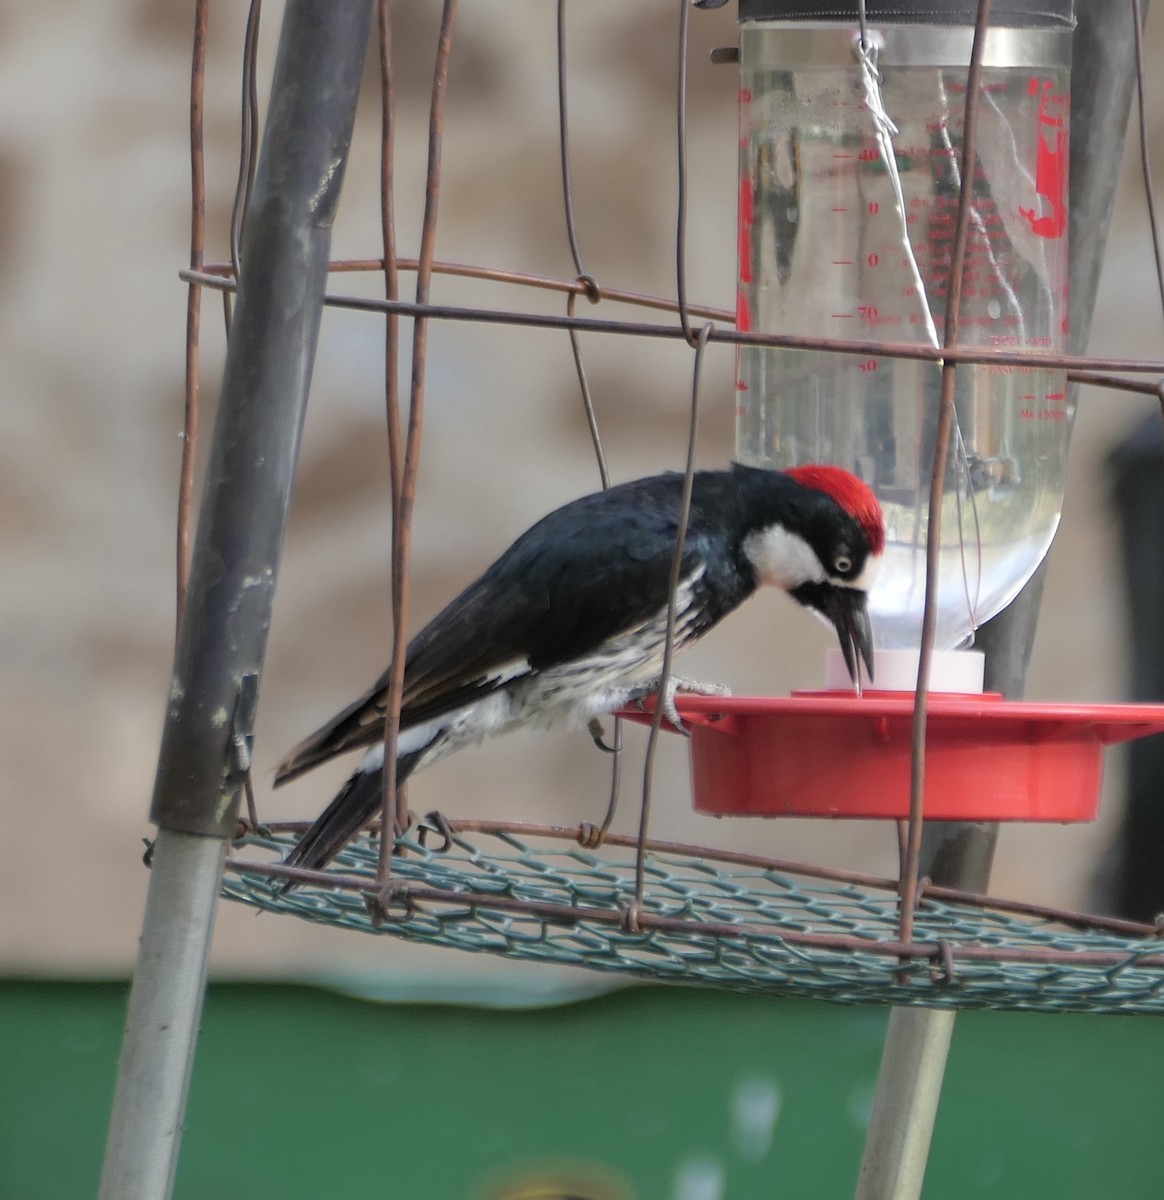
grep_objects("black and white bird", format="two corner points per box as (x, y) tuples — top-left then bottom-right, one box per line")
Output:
(274, 463), (884, 876)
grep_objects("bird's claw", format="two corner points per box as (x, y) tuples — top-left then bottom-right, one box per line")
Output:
(660, 684), (689, 737)
(630, 675), (732, 736)
(587, 717), (619, 754)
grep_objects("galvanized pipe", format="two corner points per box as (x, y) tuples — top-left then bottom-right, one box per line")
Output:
(98, 831), (226, 1200)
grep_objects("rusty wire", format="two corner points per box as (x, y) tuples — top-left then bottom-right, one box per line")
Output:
(177, 0), (209, 636)
(1131, 0), (1164, 430)
(674, 0), (696, 347)
(379, 0), (403, 503)
(899, 0), (994, 950)
(376, 0), (460, 894)
(187, 257), (734, 319)
(556, 0), (625, 843)
(557, 0), (587, 285)
(633, 322), (713, 922)
(626, 0), (720, 918)
(230, 0), (262, 287)
(177, 264), (1164, 374)
(1067, 369), (1164, 398)
(376, 0), (405, 887)
(1132, 0), (1164, 324)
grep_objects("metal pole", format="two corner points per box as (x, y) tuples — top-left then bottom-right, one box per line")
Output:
(99, 3), (373, 1196)
(98, 831), (226, 1200)
(855, 5), (1147, 1197)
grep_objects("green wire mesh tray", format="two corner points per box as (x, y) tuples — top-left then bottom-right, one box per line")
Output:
(222, 823), (1164, 1015)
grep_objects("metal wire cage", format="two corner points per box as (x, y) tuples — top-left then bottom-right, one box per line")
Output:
(184, 0), (1164, 1009)
(98, 4), (1164, 1197)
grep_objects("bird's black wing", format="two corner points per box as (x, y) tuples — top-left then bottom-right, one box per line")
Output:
(274, 475), (716, 785)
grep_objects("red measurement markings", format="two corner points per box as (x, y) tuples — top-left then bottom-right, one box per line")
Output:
(987, 363), (1036, 375)
(1019, 77), (1069, 239)
(738, 175), (755, 285)
(990, 335), (1057, 348)
(736, 290), (752, 333)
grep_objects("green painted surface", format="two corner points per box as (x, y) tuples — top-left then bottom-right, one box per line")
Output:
(1, 980), (1161, 1199)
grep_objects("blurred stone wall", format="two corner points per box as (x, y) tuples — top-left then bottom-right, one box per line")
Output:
(2, 0), (1162, 981)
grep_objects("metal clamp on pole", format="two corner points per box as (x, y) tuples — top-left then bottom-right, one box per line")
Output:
(99, 3), (374, 1197)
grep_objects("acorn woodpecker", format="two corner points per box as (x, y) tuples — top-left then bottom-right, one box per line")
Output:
(274, 463), (884, 877)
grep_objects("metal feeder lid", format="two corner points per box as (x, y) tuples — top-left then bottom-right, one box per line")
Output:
(736, 1), (1074, 27)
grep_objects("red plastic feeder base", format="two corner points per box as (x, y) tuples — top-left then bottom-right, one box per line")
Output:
(621, 693), (1164, 822)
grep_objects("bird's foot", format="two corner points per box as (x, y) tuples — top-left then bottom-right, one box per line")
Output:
(628, 675), (732, 735)
(416, 810), (457, 853)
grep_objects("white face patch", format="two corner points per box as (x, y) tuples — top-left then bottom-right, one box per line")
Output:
(743, 526), (825, 591)
(744, 526), (883, 593)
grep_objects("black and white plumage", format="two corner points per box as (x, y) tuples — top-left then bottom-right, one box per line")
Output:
(274, 463), (884, 877)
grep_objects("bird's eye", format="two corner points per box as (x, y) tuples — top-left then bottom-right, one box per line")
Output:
(834, 554), (853, 574)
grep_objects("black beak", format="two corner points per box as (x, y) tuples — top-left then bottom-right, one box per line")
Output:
(829, 587), (874, 686)
(795, 583), (874, 686)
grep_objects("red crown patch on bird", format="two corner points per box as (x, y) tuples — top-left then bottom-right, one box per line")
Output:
(785, 464), (885, 557)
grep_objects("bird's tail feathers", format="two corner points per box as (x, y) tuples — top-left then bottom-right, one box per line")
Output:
(279, 746), (425, 891)
(273, 680), (388, 787)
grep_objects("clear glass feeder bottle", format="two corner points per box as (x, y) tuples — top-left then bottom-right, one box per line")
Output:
(735, 10), (1074, 651)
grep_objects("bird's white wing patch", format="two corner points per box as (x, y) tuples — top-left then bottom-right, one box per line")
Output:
(359, 741), (386, 772)
(357, 660), (531, 773)
(476, 659), (530, 689)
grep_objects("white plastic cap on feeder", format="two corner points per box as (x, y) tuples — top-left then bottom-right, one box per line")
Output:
(825, 646), (985, 693)
(734, 1), (1075, 656)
